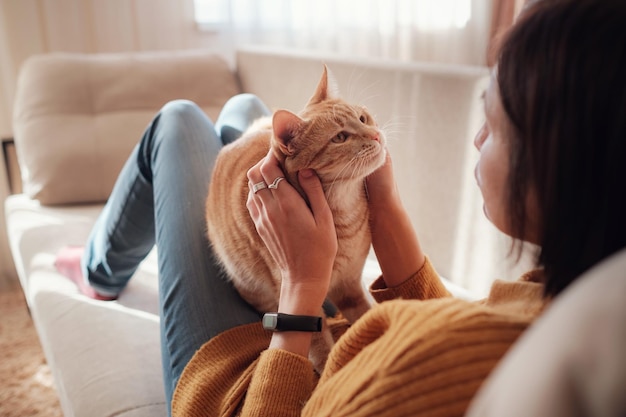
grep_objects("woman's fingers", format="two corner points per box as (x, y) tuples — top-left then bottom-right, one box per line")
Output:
(298, 169), (333, 226)
(247, 151), (296, 203)
(248, 151), (334, 227)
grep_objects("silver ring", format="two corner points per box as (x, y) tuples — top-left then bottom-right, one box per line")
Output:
(268, 177), (285, 190)
(252, 181), (268, 194)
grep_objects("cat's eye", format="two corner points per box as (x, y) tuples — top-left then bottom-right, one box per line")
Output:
(359, 114), (367, 124)
(332, 132), (349, 143)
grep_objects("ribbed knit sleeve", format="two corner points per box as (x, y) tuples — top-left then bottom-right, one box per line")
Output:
(240, 349), (316, 416)
(172, 323), (271, 417)
(306, 297), (535, 417)
(172, 323), (317, 417)
(370, 256), (450, 303)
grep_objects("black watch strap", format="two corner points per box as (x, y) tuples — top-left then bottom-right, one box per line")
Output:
(262, 313), (322, 332)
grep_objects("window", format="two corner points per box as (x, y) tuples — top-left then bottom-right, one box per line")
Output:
(195, 0), (472, 30)
(193, 0), (492, 66)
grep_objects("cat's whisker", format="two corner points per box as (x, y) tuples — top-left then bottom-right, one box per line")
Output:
(381, 117), (409, 132)
(327, 150), (368, 196)
(353, 79), (382, 106)
(381, 126), (405, 137)
(380, 119), (409, 144)
(356, 92), (383, 108)
(350, 158), (365, 184)
(327, 157), (358, 195)
(346, 69), (382, 106)
(380, 131), (403, 144)
(346, 160), (358, 183)
(346, 67), (366, 102)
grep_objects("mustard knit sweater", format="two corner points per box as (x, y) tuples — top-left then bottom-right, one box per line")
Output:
(172, 259), (546, 416)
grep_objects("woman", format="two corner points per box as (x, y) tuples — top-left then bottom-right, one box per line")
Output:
(56, 0), (626, 415)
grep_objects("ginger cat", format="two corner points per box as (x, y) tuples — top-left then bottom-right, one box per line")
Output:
(206, 66), (386, 372)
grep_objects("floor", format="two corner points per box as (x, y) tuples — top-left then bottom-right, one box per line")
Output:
(0, 276), (63, 416)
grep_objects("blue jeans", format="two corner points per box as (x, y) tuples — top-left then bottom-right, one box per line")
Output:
(81, 95), (271, 413)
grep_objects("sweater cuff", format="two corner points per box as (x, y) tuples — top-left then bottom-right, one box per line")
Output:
(370, 257), (450, 303)
(241, 348), (316, 416)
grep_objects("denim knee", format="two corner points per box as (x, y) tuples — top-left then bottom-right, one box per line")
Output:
(223, 93), (268, 114)
(216, 94), (271, 145)
(136, 99), (217, 181)
(154, 99), (216, 147)
(159, 100), (207, 126)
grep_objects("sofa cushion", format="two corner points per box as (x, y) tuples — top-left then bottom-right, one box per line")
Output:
(12, 51), (240, 205)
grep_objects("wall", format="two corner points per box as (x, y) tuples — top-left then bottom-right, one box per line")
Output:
(0, 0), (232, 286)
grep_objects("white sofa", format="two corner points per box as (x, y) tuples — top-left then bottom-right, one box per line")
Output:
(5, 47), (487, 416)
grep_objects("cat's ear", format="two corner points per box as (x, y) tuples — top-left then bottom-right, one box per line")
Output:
(272, 109), (304, 156)
(307, 64), (339, 106)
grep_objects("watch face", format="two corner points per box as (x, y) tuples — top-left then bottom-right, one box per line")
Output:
(262, 313), (278, 330)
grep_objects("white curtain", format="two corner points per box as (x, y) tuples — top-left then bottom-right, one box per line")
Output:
(195, 0), (493, 66)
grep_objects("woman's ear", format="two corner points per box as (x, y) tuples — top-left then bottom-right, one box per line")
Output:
(272, 109), (305, 156)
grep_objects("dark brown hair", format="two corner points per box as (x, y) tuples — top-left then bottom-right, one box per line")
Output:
(497, 0), (626, 296)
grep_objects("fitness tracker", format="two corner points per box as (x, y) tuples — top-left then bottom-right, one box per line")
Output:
(262, 313), (322, 332)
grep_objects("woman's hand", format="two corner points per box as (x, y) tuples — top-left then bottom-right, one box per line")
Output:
(247, 151), (337, 357)
(247, 151), (338, 314)
(366, 151), (426, 288)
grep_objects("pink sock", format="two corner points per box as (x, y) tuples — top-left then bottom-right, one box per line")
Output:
(54, 246), (117, 301)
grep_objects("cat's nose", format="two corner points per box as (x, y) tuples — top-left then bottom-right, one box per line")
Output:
(371, 133), (380, 142)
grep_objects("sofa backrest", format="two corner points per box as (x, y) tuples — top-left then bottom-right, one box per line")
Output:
(12, 50), (240, 205)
